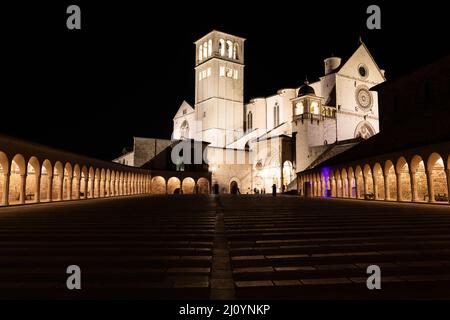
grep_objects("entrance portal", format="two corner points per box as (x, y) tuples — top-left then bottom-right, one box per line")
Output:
(230, 181), (239, 194)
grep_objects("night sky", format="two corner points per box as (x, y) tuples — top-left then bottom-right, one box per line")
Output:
(2, 1), (449, 160)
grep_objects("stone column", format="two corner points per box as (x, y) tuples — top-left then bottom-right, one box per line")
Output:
(68, 176), (73, 200)
(101, 178), (106, 197)
(35, 174), (41, 203)
(348, 178), (351, 198)
(136, 178), (139, 194)
(58, 175), (64, 201)
(426, 170), (434, 203)
(362, 175), (367, 199)
(19, 174), (26, 204)
(83, 177), (88, 199)
(96, 178), (100, 198)
(330, 177), (336, 198)
(396, 173), (402, 201)
(446, 169), (450, 204)
(75, 177), (81, 200)
(373, 176), (379, 200)
(318, 179), (322, 197)
(89, 178), (94, 199)
(355, 176), (360, 199)
(47, 175), (53, 202)
(2, 173), (10, 206)
(384, 174), (390, 201)
(410, 171), (417, 202)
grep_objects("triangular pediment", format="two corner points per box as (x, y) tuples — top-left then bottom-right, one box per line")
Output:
(173, 100), (194, 120)
(338, 43), (385, 83)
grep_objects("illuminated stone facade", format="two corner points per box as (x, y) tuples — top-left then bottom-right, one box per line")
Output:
(116, 30), (386, 194)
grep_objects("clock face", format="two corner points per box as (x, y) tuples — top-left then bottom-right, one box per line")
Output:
(355, 86), (373, 110)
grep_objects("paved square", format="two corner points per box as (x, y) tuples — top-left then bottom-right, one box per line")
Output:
(0, 195), (449, 299)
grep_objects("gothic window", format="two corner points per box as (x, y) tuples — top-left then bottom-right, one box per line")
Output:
(219, 39), (225, 56)
(219, 66), (225, 77)
(233, 42), (239, 59)
(180, 120), (189, 139)
(203, 42), (208, 60)
(183, 109), (187, 115)
(273, 103), (280, 127)
(226, 40), (233, 58)
(247, 111), (253, 131)
(199, 45), (203, 61)
(208, 39), (212, 57)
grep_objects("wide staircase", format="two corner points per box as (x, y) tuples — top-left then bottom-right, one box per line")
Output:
(222, 196), (450, 299)
(0, 195), (216, 299)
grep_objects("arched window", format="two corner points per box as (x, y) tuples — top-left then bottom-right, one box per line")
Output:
(273, 103), (280, 127)
(208, 39), (212, 57)
(180, 120), (189, 139)
(310, 101), (319, 115)
(226, 40), (233, 58)
(295, 101), (304, 115)
(199, 45), (203, 61)
(203, 42), (208, 60)
(247, 111), (253, 131)
(219, 39), (225, 56)
(233, 43), (239, 59)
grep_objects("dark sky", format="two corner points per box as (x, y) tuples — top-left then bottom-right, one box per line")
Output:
(2, 1), (449, 160)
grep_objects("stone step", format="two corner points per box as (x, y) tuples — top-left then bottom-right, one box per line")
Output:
(234, 276), (450, 299)
(230, 242), (450, 257)
(228, 234), (450, 248)
(232, 262), (450, 281)
(0, 247), (213, 256)
(0, 255), (213, 268)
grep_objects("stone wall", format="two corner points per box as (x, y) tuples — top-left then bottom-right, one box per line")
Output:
(134, 137), (173, 168)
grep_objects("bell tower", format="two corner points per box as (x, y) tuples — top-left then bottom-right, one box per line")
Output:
(194, 30), (245, 147)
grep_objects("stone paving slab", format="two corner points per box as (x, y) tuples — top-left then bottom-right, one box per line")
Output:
(1, 195), (450, 299)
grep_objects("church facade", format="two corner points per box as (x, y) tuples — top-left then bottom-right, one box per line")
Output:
(114, 30), (386, 194)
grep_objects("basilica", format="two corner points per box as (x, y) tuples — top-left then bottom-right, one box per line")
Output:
(114, 30), (386, 194)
